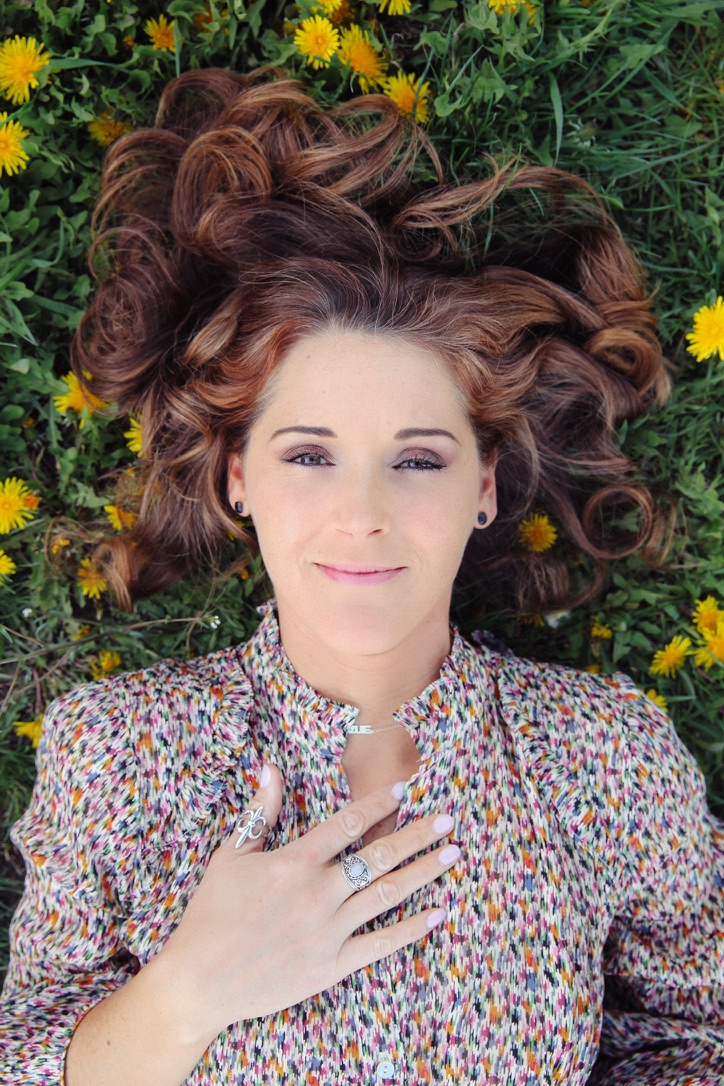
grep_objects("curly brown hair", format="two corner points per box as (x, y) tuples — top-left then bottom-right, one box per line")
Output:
(72, 67), (672, 614)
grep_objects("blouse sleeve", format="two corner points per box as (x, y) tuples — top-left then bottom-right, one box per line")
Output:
(0, 679), (141, 1085)
(591, 687), (724, 1083)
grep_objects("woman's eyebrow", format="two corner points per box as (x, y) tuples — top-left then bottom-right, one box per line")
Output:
(269, 425), (460, 444)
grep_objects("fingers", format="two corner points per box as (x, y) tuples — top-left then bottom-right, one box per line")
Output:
(340, 827), (461, 929)
(297, 779), (407, 864)
(339, 907), (448, 979)
(227, 763), (283, 855)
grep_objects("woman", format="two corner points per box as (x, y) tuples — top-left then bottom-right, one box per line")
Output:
(2, 69), (722, 1085)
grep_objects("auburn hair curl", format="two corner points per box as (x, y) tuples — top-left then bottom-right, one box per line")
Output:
(72, 67), (672, 614)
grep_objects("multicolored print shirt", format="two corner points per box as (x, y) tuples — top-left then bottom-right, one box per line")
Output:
(2, 601), (723, 1084)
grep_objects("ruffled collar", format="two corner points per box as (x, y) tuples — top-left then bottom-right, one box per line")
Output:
(240, 599), (488, 763)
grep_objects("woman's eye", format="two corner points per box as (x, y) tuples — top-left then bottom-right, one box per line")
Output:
(395, 457), (445, 472)
(283, 450), (330, 467)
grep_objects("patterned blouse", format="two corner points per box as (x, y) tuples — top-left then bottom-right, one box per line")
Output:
(2, 600), (723, 1085)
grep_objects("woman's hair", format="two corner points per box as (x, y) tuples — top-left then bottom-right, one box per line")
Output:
(72, 67), (672, 615)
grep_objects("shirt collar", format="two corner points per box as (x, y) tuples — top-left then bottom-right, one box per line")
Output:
(241, 598), (488, 762)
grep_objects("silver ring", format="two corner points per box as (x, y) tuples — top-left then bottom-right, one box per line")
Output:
(341, 853), (372, 892)
(234, 805), (269, 849)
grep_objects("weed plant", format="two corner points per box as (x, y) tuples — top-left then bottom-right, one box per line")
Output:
(0, 0), (722, 973)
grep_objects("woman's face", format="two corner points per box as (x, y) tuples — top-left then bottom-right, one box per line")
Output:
(228, 329), (496, 658)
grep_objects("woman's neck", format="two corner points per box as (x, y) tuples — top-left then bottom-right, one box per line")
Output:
(274, 603), (453, 726)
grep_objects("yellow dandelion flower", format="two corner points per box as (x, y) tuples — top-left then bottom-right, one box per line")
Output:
(0, 548), (16, 580)
(88, 111), (131, 147)
(23, 493), (40, 511)
(123, 34), (135, 50)
(488, 0), (537, 17)
(124, 417), (143, 455)
(54, 371), (108, 426)
(89, 649), (122, 680)
(145, 14), (176, 53)
(583, 663), (601, 674)
(382, 71), (430, 123)
(645, 689), (668, 713)
(0, 111), (30, 176)
(294, 16), (340, 69)
(0, 35), (51, 105)
(14, 712), (44, 748)
(591, 619), (613, 639)
(77, 557), (107, 600)
(518, 512), (558, 553)
(313, 0), (344, 13)
(649, 635), (692, 678)
(693, 595), (722, 635)
(71, 623), (91, 641)
(686, 296), (724, 363)
(50, 534), (71, 555)
(0, 477), (37, 534)
(694, 617), (724, 670)
(377, 0), (412, 14)
(104, 504), (137, 531)
(338, 26), (387, 91)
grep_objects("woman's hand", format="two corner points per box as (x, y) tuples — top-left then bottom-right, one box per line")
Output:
(156, 764), (460, 1045)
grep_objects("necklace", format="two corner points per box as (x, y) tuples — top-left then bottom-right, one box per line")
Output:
(346, 722), (403, 735)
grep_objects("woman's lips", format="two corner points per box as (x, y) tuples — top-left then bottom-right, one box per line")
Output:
(315, 564), (405, 585)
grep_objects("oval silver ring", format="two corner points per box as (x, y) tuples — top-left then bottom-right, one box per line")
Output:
(341, 853), (372, 892)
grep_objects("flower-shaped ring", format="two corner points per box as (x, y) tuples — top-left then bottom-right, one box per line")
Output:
(234, 805), (270, 849)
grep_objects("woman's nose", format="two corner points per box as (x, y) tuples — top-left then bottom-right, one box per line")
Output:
(331, 469), (389, 536)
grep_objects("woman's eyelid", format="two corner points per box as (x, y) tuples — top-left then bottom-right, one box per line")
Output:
(280, 444), (447, 466)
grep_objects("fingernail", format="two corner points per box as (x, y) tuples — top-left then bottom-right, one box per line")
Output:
(426, 908), (446, 929)
(260, 764), (271, 788)
(439, 844), (461, 867)
(391, 781), (406, 801)
(433, 813), (454, 835)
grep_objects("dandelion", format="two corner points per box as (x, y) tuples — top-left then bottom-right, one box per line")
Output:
(72, 624), (91, 641)
(518, 512), (557, 553)
(694, 617), (724, 671)
(0, 111), (29, 176)
(645, 689), (668, 713)
(50, 535), (71, 555)
(591, 619), (613, 639)
(294, 16), (340, 69)
(14, 712), (43, 748)
(54, 372), (108, 426)
(693, 596), (723, 635)
(104, 504), (137, 531)
(88, 111), (131, 146)
(0, 548), (16, 580)
(124, 417), (143, 455)
(145, 14), (176, 53)
(583, 663), (601, 674)
(0, 35), (51, 105)
(338, 26), (387, 91)
(89, 650), (122, 680)
(487, 0), (537, 17)
(649, 635), (693, 679)
(382, 72), (430, 123)
(377, 0), (412, 14)
(313, 0), (345, 13)
(77, 557), (107, 600)
(0, 477), (38, 534)
(686, 296), (724, 363)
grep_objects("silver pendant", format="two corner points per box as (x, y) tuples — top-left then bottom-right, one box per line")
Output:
(346, 723), (375, 734)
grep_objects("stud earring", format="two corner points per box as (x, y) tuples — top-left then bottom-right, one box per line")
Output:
(234, 501), (245, 516)
(477, 512), (488, 527)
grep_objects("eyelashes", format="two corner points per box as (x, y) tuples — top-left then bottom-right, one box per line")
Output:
(281, 447), (445, 472)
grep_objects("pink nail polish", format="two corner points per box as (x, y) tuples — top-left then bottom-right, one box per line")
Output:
(260, 764), (271, 788)
(439, 844), (461, 866)
(426, 908), (446, 929)
(391, 781), (406, 801)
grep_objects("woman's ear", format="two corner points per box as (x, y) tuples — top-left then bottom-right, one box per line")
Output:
(477, 456), (497, 528)
(227, 454), (247, 514)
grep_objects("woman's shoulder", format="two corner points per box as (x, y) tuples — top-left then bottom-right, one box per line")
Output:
(469, 630), (708, 865)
